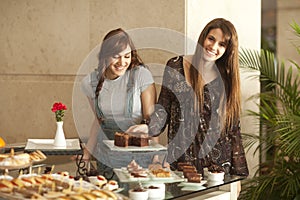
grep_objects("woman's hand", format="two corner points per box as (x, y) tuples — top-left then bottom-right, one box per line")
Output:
(126, 124), (149, 133)
(71, 147), (91, 161)
(82, 147), (91, 161)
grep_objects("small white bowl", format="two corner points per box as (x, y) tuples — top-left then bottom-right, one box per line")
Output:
(143, 183), (165, 200)
(207, 171), (225, 182)
(128, 188), (148, 200)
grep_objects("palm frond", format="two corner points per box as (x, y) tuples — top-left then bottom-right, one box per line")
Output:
(239, 24), (300, 199)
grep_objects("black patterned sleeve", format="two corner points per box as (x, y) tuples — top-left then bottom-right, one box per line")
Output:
(230, 122), (249, 176)
(148, 59), (177, 137)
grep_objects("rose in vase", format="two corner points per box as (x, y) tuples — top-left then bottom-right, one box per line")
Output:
(51, 102), (67, 122)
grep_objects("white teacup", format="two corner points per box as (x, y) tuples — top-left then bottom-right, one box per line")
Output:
(207, 171), (225, 182)
(143, 183), (165, 200)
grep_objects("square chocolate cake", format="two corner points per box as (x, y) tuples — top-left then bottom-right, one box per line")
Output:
(114, 132), (129, 147)
(129, 132), (149, 147)
(114, 132), (149, 147)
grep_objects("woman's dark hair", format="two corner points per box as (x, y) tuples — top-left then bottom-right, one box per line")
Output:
(190, 18), (240, 131)
(95, 28), (144, 97)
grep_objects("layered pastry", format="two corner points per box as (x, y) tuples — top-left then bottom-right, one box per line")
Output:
(114, 132), (149, 147)
(177, 162), (193, 171)
(151, 168), (171, 177)
(182, 165), (197, 177)
(179, 163), (203, 183)
(186, 173), (202, 183)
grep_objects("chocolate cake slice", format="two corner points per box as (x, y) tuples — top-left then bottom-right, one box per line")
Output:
(186, 173), (202, 183)
(114, 132), (129, 147)
(129, 132), (149, 147)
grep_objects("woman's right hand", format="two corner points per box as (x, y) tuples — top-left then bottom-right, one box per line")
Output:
(126, 124), (149, 133)
(82, 147), (91, 161)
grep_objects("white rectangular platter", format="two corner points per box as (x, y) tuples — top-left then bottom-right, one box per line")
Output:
(113, 168), (185, 183)
(103, 140), (167, 152)
(25, 139), (81, 151)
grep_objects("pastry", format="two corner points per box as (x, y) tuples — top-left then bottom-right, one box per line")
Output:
(151, 168), (171, 177)
(103, 180), (119, 191)
(186, 173), (202, 183)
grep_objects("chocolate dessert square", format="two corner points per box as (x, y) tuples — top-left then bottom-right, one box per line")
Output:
(129, 133), (149, 147)
(114, 132), (129, 147)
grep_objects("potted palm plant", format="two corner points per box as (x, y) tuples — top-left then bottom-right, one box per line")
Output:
(238, 22), (300, 200)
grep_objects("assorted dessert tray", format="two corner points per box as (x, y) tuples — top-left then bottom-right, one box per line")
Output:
(0, 149), (47, 170)
(114, 160), (184, 183)
(0, 169), (126, 200)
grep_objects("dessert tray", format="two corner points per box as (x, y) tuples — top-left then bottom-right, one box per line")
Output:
(0, 173), (127, 200)
(113, 168), (185, 183)
(0, 149), (47, 170)
(103, 140), (167, 152)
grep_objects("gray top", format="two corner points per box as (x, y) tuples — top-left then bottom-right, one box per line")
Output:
(81, 66), (154, 125)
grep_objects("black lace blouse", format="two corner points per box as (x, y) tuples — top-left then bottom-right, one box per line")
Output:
(148, 56), (249, 176)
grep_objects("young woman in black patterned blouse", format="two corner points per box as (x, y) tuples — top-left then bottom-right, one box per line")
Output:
(128, 18), (249, 177)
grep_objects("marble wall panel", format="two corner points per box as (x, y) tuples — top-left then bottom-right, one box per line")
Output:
(0, 0), (90, 75)
(0, 77), (78, 143)
(277, 0), (300, 69)
(0, 0), (185, 145)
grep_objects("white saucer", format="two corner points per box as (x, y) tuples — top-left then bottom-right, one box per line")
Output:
(178, 180), (207, 187)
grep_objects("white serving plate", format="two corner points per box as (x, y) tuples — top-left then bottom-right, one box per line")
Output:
(181, 185), (206, 191)
(25, 139), (81, 151)
(178, 180), (207, 187)
(113, 168), (185, 183)
(103, 140), (167, 152)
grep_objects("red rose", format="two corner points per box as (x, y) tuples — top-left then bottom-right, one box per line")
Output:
(51, 102), (67, 122)
(51, 102), (67, 112)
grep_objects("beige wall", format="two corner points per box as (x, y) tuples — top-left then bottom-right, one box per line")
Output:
(277, 0), (300, 69)
(0, 0), (184, 143)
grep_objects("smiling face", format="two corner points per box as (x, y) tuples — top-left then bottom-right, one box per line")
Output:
(202, 28), (227, 62)
(105, 45), (132, 80)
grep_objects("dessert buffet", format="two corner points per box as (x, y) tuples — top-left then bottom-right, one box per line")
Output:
(0, 133), (246, 200)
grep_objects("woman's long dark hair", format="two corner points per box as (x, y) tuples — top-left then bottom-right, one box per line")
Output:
(190, 18), (241, 131)
(95, 28), (144, 97)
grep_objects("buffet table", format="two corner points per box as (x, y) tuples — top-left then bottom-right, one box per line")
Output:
(0, 141), (246, 200)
